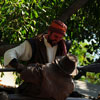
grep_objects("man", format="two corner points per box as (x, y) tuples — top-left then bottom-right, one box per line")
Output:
(3, 20), (78, 100)
(4, 20), (68, 68)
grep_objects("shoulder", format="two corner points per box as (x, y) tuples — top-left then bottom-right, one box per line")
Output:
(26, 34), (46, 49)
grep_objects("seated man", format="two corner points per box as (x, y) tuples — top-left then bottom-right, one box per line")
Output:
(12, 53), (77, 100)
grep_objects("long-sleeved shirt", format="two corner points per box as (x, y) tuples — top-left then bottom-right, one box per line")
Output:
(4, 36), (58, 66)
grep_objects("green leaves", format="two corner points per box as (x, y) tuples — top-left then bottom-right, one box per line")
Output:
(84, 73), (100, 85)
(0, 0), (100, 84)
(33, 9), (38, 18)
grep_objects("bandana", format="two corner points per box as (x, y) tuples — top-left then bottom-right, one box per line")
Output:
(48, 20), (67, 35)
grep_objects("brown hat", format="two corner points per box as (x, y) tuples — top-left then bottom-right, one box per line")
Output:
(48, 20), (67, 35)
(55, 53), (77, 75)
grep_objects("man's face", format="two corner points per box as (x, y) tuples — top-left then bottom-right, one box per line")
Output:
(47, 32), (64, 46)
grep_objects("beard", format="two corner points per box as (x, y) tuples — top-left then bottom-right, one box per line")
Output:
(47, 37), (57, 47)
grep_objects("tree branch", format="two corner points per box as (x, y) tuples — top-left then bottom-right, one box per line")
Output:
(59, 0), (89, 22)
(74, 63), (100, 80)
(0, 44), (17, 57)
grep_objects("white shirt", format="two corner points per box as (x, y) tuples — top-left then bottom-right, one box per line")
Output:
(44, 36), (58, 63)
(4, 40), (32, 66)
(4, 37), (58, 66)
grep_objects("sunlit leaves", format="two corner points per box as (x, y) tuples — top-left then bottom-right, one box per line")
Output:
(33, 10), (38, 18)
(0, 0), (75, 44)
(70, 40), (90, 66)
(0, 0), (100, 84)
(85, 73), (100, 85)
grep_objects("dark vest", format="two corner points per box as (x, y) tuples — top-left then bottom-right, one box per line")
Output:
(28, 34), (67, 64)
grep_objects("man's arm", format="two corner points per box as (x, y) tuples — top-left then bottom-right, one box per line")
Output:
(4, 40), (32, 67)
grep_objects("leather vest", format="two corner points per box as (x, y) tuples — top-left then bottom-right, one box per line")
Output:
(28, 34), (67, 64)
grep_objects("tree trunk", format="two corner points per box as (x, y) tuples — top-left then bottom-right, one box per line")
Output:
(59, 0), (89, 22)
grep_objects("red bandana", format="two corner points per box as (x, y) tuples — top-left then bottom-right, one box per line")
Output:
(48, 20), (67, 35)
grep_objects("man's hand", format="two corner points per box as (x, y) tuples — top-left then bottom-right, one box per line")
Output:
(9, 58), (25, 73)
(9, 58), (18, 68)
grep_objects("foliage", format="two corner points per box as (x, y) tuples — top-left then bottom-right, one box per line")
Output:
(70, 40), (100, 84)
(70, 40), (93, 65)
(0, 0), (100, 85)
(80, 72), (100, 85)
(0, 0), (73, 43)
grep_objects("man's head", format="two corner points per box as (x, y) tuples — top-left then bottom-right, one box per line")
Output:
(47, 20), (67, 46)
